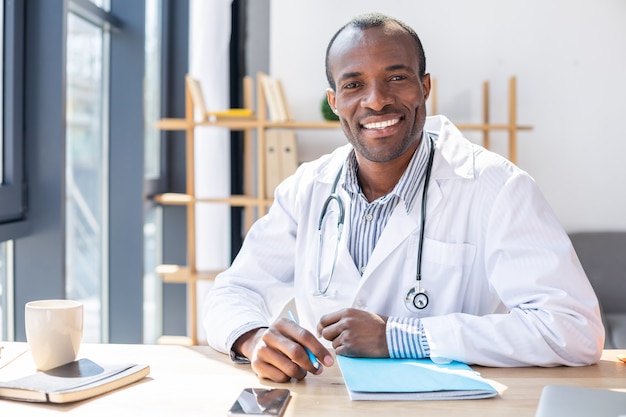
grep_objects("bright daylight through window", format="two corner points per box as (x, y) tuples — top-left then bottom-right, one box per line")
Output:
(65, 10), (108, 343)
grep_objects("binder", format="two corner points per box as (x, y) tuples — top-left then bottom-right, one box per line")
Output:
(265, 130), (283, 197)
(259, 73), (289, 122)
(264, 130), (299, 197)
(278, 130), (298, 179)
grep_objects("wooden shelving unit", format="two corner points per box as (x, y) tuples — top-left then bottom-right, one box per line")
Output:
(430, 76), (532, 164)
(154, 73), (339, 344)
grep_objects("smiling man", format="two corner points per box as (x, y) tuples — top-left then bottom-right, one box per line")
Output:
(203, 13), (604, 383)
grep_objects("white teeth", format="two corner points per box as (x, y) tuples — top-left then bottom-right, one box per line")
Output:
(363, 118), (399, 129)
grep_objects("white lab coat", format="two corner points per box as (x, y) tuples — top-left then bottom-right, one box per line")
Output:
(204, 115), (604, 367)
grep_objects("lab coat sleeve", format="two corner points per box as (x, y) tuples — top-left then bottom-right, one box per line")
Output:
(203, 171), (302, 354)
(422, 172), (605, 367)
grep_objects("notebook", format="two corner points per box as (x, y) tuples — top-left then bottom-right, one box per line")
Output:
(535, 385), (626, 417)
(0, 358), (150, 403)
(336, 356), (498, 401)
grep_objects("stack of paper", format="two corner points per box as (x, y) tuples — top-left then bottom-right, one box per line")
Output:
(337, 356), (498, 401)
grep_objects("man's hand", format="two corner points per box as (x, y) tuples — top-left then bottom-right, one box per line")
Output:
(232, 319), (334, 383)
(317, 308), (389, 357)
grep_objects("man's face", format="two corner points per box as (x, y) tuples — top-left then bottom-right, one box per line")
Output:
(327, 24), (430, 163)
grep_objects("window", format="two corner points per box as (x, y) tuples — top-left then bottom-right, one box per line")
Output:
(143, 0), (164, 344)
(144, 0), (162, 181)
(3, 0), (146, 344)
(65, 0), (112, 343)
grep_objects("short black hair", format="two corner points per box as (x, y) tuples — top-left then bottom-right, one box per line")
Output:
(325, 13), (427, 90)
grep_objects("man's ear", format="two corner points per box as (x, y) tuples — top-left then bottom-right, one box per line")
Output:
(422, 73), (431, 101)
(326, 88), (338, 114)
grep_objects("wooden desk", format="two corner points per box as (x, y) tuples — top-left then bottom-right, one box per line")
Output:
(1, 343), (625, 416)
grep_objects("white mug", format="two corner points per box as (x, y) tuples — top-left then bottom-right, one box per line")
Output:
(25, 299), (84, 371)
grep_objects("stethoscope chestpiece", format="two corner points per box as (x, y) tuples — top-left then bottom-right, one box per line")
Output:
(404, 286), (429, 312)
(404, 135), (436, 314)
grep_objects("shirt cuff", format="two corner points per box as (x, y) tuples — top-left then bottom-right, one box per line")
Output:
(229, 349), (251, 364)
(226, 322), (269, 364)
(386, 316), (431, 359)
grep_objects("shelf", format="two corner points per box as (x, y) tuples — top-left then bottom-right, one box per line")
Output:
(155, 118), (340, 131)
(155, 117), (259, 130)
(455, 123), (532, 132)
(264, 121), (340, 129)
(157, 117), (530, 136)
(155, 264), (221, 283)
(154, 193), (272, 208)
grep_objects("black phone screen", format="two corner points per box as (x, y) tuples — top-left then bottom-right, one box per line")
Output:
(227, 388), (291, 416)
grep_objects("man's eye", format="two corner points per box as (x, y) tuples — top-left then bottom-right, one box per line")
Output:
(343, 82), (358, 89)
(390, 75), (407, 81)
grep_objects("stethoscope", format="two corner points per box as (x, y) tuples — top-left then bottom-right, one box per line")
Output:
(315, 134), (436, 313)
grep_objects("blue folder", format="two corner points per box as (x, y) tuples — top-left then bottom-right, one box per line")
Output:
(337, 356), (498, 401)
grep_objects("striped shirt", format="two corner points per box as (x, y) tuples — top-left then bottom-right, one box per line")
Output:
(342, 133), (432, 359)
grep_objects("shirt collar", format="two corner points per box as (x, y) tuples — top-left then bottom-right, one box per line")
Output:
(342, 132), (431, 212)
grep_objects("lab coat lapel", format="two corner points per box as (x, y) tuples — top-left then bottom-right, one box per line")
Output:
(362, 164), (445, 280)
(363, 203), (419, 276)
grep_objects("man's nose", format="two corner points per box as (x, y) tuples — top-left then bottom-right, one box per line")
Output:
(360, 82), (394, 111)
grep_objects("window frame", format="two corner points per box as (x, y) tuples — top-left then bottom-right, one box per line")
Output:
(0, 0), (27, 239)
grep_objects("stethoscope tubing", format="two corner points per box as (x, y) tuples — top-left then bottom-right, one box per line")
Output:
(315, 134), (436, 302)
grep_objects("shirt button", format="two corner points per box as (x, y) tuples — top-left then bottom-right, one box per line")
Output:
(360, 266), (366, 274)
(364, 213), (373, 221)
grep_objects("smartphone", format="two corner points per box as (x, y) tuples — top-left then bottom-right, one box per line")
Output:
(227, 388), (291, 416)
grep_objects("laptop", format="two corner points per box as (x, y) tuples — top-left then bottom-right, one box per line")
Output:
(535, 385), (626, 417)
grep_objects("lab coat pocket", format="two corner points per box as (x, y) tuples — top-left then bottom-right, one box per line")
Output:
(420, 238), (477, 312)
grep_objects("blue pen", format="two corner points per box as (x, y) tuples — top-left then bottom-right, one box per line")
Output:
(287, 310), (321, 369)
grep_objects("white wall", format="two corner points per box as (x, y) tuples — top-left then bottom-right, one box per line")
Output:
(269, 0), (626, 232)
